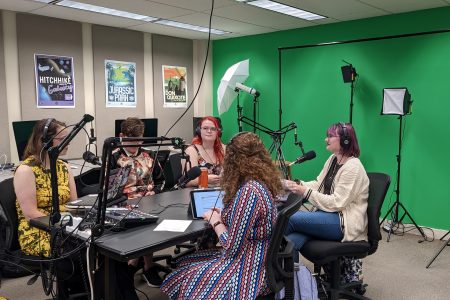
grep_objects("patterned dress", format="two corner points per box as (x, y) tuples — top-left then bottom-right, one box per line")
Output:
(16, 156), (71, 257)
(192, 145), (222, 175)
(161, 180), (277, 300)
(111, 148), (164, 198)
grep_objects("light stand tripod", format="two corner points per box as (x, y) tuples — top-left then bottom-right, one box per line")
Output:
(341, 63), (357, 124)
(235, 90), (260, 133)
(426, 231), (450, 268)
(380, 115), (426, 242)
(238, 116), (296, 179)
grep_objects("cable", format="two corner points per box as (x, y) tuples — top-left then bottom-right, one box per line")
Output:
(163, 0), (215, 137)
(86, 245), (94, 300)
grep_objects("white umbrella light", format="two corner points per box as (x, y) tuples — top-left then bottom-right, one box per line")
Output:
(217, 59), (249, 115)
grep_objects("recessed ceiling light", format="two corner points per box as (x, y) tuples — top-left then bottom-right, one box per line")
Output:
(244, 0), (326, 20)
(55, 0), (158, 22)
(155, 20), (230, 35)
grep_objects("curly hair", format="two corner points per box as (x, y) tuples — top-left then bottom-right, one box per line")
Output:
(220, 132), (282, 205)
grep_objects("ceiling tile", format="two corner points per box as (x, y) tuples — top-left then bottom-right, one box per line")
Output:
(0, 0), (46, 12)
(33, 5), (146, 28)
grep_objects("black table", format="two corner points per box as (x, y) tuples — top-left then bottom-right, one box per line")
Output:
(31, 187), (210, 300)
(93, 188), (207, 262)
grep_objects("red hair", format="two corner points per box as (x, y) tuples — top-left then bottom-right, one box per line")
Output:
(192, 116), (224, 163)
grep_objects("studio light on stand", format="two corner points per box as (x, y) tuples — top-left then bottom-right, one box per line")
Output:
(341, 62), (357, 124)
(379, 88), (426, 242)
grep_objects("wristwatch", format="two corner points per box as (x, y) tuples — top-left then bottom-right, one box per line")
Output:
(213, 220), (222, 229)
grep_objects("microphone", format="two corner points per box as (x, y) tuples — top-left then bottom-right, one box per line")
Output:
(82, 151), (101, 166)
(235, 82), (260, 97)
(288, 151), (316, 167)
(89, 125), (96, 144)
(75, 114), (94, 129)
(172, 166), (202, 190)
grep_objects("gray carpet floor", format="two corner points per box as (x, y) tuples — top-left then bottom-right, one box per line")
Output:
(1, 231), (449, 299)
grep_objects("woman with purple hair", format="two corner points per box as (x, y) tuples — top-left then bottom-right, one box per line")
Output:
(283, 122), (369, 254)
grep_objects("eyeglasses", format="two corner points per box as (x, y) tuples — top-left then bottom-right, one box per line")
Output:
(201, 127), (218, 132)
(326, 134), (338, 138)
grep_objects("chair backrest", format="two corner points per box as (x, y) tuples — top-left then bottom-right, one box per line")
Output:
(163, 153), (183, 189)
(366, 172), (391, 254)
(0, 178), (20, 251)
(265, 193), (303, 295)
(155, 149), (171, 171)
(74, 167), (101, 197)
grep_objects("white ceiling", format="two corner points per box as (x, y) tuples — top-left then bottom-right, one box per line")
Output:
(0, 0), (449, 40)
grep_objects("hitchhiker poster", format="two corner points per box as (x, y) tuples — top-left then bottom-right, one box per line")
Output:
(34, 54), (75, 108)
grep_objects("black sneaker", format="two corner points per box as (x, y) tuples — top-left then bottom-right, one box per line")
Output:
(142, 267), (165, 287)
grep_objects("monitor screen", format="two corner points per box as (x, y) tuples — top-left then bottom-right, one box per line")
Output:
(114, 118), (158, 138)
(12, 120), (37, 161)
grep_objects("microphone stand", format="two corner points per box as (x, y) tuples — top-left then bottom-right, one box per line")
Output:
(253, 94), (259, 133)
(92, 136), (185, 238)
(235, 90), (243, 132)
(238, 116), (296, 179)
(48, 114), (94, 225)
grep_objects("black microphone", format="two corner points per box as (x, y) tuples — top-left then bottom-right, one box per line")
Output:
(89, 124), (96, 144)
(235, 82), (260, 97)
(82, 151), (101, 166)
(288, 151), (316, 167)
(172, 166), (202, 190)
(75, 114), (94, 129)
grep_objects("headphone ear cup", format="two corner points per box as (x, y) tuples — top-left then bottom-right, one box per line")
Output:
(339, 123), (350, 148)
(195, 126), (201, 137)
(41, 118), (54, 148)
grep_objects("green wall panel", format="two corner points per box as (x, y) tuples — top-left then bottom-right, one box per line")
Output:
(213, 7), (450, 230)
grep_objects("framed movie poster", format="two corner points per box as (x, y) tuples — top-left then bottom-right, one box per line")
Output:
(162, 65), (188, 108)
(34, 54), (75, 108)
(105, 60), (136, 107)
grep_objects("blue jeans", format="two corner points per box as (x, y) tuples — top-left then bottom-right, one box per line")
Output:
(285, 211), (343, 258)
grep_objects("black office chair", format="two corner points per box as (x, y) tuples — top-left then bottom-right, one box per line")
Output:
(74, 167), (101, 197)
(300, 172), (391, 300)
(256, 193), (303, 300)
(163, 153), (183, 190)
(0, 178), (40, 282)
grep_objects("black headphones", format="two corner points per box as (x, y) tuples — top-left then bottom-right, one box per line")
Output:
(41, 118), (55, 149)
(195, 117), (222, 137)
(339, 122), (350, 148)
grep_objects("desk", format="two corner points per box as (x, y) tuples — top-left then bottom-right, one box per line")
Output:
(31, 188), (208, 299)
(0, 158), (97, 183)
(94, 188), (206, 261)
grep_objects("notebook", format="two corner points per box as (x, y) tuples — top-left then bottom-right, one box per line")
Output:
(189, 188), (224, 219)
(66, 166), (131, 209)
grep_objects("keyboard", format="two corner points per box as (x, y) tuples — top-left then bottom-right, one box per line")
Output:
(105, 208), (159, 228)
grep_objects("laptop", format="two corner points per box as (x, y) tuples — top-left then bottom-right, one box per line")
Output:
(189, 188), (224, 219)
(66, 166), (131, 209)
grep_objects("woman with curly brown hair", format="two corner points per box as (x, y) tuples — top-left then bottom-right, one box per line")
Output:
(161, 132), (282, 300)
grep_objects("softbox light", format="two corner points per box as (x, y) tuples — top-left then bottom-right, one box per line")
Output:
(382, 88), (412, 115)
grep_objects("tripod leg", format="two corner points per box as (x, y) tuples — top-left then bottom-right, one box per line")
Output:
(426, 236), (450, 268)
(398, 202), (427, 239)
(380, 202), (396, 226)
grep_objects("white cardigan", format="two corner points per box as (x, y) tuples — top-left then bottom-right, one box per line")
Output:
(303, 155), (369, 242)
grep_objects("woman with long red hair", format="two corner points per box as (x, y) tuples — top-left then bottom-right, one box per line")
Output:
(185, 116), (226, 187)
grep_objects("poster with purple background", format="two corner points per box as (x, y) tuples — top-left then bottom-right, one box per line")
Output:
(34, 54), (75, 108)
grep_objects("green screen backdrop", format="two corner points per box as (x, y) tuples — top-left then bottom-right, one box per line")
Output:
(213, 7), (450, 231)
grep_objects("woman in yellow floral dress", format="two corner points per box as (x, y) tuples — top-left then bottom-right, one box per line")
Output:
(14, 118), (77, 257)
